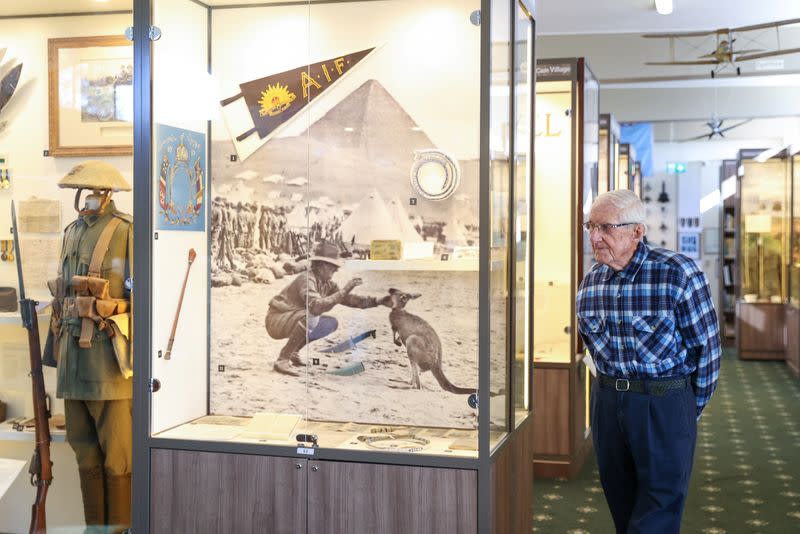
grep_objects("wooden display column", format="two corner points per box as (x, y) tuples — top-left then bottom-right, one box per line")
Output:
(532, 362), (591, 479)
(786, 306), (800, 377)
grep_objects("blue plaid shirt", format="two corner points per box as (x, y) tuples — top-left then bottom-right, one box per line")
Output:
(576, 242), (721, 416)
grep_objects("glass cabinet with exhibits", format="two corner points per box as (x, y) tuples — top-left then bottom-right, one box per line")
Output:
(532, 57), (597, 478)
(787, 152), (800, 377)
(598, 113), (620, 194)
(736, 148), (789, 361)
(132, 1), (536, 532)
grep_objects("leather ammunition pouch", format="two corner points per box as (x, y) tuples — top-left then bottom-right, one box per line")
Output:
(70, 275), (110, 300)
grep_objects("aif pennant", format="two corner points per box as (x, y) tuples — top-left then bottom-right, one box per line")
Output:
(220, 47), (375, 143)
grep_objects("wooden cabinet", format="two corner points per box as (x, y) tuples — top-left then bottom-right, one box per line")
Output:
(149, 420), (533, 534)
(532, 363), (591, 479)
(737, 302), (785, 360)
(307, 461), (477, 534)
(150, 450), (306, 534)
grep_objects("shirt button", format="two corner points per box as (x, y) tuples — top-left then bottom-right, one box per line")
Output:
(616, 293), (622, 298)
(617, 319), (623, 326)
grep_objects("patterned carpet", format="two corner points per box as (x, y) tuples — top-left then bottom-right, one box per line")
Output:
(533, 350), (800, 533)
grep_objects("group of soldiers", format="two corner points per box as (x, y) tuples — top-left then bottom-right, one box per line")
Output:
(211, 199), (291, 270)
(210, 198), (348, 270)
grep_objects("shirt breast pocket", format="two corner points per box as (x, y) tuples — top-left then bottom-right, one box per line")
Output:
(631, 315), (676, 366)
(578, 315), (609, 353)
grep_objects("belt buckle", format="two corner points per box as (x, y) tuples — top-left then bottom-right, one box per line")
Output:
(615, 378), (630, 392)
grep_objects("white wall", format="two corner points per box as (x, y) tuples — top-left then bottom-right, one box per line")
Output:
(0, 12), (133, 534)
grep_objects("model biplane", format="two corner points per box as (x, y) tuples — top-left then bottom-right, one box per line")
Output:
(643, 18), (800, 77)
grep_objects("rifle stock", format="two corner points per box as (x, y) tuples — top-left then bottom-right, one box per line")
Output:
(11, 201), (53, 534)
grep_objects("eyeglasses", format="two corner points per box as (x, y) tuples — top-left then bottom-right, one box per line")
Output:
(582, 222), (637, 233)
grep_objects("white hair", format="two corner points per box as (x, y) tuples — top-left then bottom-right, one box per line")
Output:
(593, 189), (648, 235)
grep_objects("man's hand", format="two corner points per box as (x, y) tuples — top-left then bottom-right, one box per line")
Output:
(342, 277), (363, 294)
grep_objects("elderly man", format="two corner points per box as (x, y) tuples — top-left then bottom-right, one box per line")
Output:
(576, 190), (720, 534)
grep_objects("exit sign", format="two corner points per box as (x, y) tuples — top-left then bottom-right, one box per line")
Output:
(667, 162), (686, 174)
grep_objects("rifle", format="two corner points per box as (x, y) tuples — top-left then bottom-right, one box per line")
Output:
(11, 201), (53, 534)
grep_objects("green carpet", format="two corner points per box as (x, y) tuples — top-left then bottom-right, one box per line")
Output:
(533, 349), (800, 533)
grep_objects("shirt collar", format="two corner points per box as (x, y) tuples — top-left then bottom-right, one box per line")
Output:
(80, 200), (116, 227)
(600, 241), (649, 281)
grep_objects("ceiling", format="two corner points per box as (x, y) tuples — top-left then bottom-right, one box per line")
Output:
(651, 116), (799, 143)
(538, 0), (800, 35)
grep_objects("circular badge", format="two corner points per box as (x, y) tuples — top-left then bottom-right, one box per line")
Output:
(410, 149), (461, 201)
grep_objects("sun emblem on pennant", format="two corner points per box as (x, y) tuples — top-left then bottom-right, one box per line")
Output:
(258, 83), (297, 117)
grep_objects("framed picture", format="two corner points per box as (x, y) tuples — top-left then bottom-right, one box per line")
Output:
(678, 232), (701, 259)
(48, 36), (133, 157)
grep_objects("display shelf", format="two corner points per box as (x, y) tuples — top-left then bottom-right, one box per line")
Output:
(532, 57), (597, 479)
(736, 149), (789, 359)
(0, 298), (51, 325)
(343, 257), (478, 272)
(0, 421), (66, 442)
(719, 160), (738, 344)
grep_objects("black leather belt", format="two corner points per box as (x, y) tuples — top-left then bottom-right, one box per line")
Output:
(598, 374), (690, 396)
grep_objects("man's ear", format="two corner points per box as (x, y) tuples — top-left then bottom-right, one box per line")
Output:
(633, 223), (645, 241)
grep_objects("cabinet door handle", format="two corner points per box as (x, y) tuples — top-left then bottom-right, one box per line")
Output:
(311, 465), (319, 472)
(295, 463), (303, 470)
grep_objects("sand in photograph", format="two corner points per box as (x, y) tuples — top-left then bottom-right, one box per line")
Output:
(210, 269), (483, 429)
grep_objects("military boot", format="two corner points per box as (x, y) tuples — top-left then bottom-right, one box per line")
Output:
(105, 474), (131, 534)
(273, 324), (307, 376)
(78, 467), (106, 534)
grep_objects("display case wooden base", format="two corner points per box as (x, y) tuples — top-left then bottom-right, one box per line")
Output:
(737, 302), (786, 360)
(149, 417), (533, 534)
(532, 362), (592, 479)
(786, 306), (800, 377)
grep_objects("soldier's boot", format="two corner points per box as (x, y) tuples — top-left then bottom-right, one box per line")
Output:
(78, 467), (106, 534)
(105, 474), (131, 534)
(273, 325), (307, 376)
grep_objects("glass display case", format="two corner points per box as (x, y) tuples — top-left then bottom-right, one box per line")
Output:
(787, 151), (800, 377)
(736, 148), (789, 361)
(618, 142), (636, 192)
(598, 113), (620, 194)
(531, 57), (597, 478)
(133, 1), (536, 532)
(0, 5), (135, 533)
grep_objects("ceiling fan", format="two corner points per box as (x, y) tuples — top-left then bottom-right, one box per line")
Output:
(680, 118), (751, 141)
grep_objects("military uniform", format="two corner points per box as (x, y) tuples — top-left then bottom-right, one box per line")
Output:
(47, 161), (133, 534)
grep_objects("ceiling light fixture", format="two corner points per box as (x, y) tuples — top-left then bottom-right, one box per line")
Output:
(655, 0), (673, 15)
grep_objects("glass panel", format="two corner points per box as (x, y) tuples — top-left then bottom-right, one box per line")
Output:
(151, 0), (484, 458)
(512, 1), (533, 427)
(792, 155), (800, 308)
(150, 0), (213, 436)
(533, 79), (573, 364)
(598, 128), (609, 194)
(618, 147), (630, 190)
(612, 135), (620, 190)
(0, 6), (133, 534)
(740, 158), (788, 302)
(489, 0), (511, 445)
(582, 67), (599, 277)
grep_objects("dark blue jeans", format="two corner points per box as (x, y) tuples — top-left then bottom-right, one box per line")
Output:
(591, 378), (697, 533)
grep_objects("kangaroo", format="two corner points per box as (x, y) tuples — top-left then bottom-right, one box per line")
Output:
(383, 288), (475, 395)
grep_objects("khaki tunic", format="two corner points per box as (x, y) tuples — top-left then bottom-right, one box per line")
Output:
(56, 201), (133, 400)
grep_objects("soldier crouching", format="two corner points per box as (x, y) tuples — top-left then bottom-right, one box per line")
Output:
(265, 242), (386, 376)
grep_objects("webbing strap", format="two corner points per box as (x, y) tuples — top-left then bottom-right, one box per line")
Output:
(88, 218), (122, 277)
